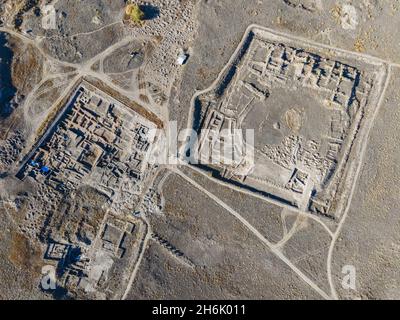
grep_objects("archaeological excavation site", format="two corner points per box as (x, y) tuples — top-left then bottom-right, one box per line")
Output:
(0, 0), (400, 304)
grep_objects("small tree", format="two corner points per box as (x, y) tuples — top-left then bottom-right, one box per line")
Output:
(125, 3), (145, 26)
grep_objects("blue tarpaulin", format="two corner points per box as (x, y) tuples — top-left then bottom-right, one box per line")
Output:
(41, 166), (50, 173)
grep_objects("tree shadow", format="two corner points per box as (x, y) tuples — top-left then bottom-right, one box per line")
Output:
(140, 5), (160, 20)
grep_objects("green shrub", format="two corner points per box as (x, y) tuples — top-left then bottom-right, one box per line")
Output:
(125, 4), (145, 26)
